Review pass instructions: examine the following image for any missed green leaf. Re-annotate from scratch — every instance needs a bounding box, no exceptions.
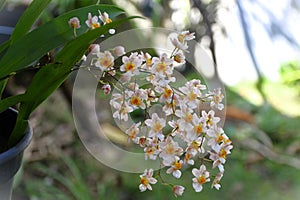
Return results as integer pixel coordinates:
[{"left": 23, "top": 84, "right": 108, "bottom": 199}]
[
  {"left": 0, "top": 78, "right": 7, "bottom": 99},
  {"left": 0, "top": 4, "right": 124, "bottom": 80},
  {"left": 10, "top": 0, "right": 52, "bottom": 42},
  {"left": 8, "top": 16, "right": 141, "bottom": 146},
  {"left": 0, "top": 94, "right": 25, "bottom": 113}
]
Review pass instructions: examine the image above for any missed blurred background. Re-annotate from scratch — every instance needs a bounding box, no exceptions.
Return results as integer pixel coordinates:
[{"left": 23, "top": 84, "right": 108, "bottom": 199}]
[{"left": 1, "top": 0, "right": 300, "bottom": 199}]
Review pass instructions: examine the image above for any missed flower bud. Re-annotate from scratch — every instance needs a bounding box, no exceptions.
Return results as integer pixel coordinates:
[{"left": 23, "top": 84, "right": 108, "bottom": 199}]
[
  {"left": 173, "top": 185, "right": 185, "bottom": 197},
  {"left": 113, "top": 46, "right": 126, "bottom": 57},
  {"left": 68, "top": 17, "right": 81, "bottom": 29}
]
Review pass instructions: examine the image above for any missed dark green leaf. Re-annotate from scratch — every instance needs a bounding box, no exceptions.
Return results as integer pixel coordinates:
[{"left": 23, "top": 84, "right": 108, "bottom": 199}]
[
  {"left": 8, "top": 16, "right": 141, "bottom": 145},
  {"left": 0, "top": 94, "right": 25, "bottom": 112},
  {"left": 10, "top": 0, "right": 52, "bottom": 41},
  {"left": 0, "top": 4, "right": 124, "bottom": 80}
]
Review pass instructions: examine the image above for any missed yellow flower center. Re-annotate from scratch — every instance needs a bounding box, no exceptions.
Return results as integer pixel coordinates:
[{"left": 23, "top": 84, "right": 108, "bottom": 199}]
[
  {"left": 173, "top": 160, "right": 182, "bottom": 170},
  {"left": 197, "top": 176, "right": 207, "bottom": 184},
  {"left": 216, "top": 134, "right": 224, "bottom": 143},
  {"left": 188, "top": 91, "right": 197, "bottom": 101},
  {"left": 164, "top": 87, "right": 173, "bottom": 98},
  {"left": 153, "top": 122, "right": 163, "bottom": 133},
  {"left": 219, "top": 148, "right": 227, "bottom": 159},
  {"left": 125, "top": 62, "right": 135, "bottom": 72},
  {"left": 157, "top": 62, "right": 167, "bottom": 73},
  {"left": 165, "top": 144, "right": 175, "bottom": 155},
  {"left": 140, "top": 177, "right": 149, "bottom": 186},
  {"left": 194, "top": 123, "right": 203, "bottom": 134},
  {"left": 105, "top": 18, "right": 112, "bottom": 24},
  {"left": 185, "top": 112, "right": 193, "bottom": 122},
  {"left": 92, "top": 23, "right": 100, "bottom": 29},
  {"left": 130, "top": 96, "right": 142, "bottom": 107}
]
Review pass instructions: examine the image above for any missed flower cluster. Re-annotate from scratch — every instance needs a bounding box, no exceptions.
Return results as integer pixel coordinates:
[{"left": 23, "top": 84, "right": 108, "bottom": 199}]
[
  {"left": 81, "top": 29, "right": 232, "bottom": 196},
  {"left": 68, "top": 10, "right": 114, "bottom": 37}
]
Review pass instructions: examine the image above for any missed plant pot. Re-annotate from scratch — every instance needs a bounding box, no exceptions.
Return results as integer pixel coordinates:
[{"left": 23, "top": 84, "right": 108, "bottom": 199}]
[{"left": 0, "top": 108, "right": 32, "bottom": 200}]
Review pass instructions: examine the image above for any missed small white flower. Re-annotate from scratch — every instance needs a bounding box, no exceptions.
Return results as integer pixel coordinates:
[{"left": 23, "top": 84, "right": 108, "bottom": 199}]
[
  {"left": 192, "top": 165, "right": 210, "bottom": 192},
  {"left": 151, "top": 53, "right": 174, "bottom": 77},
  {"left": 165, "top": 156, "right": 183, "bottom": 179},
  {"left": 99, "top": 11, "right": 112, "bottom": 24},
  {"left": 145, "top": 113, "right": 166, "bottom": 138},
  {"left": 139, "top": 169, "right": 157, "bottom": 192},
  {"left": 85, "top": 13, "right": 100, "bottom": 29},
  {"left": 126, "top": 122, "right": 141, "bottom": 142},
  {"left": 120, "top": 53, "right": 142, "bottom": 75},
  {"left": 209, "top": 88, "right": 224, "bottom": 110},
  {"left": 95, "top": 51, "right": 114, "bottom": 70},
  {"left": 171, "top": 37, "right": 189, "bottom": 52},
  {"left": 201, "top": 110, "right": 220, "bottom": 128},
  {"left": 212, "top": 172, "right": 223, "bottom": 190}
]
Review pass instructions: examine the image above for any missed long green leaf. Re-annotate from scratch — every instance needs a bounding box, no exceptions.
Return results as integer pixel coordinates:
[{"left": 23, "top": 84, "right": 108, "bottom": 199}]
[
  {"left": 0, "top": 94, "right": 25, "bottom": 112},
  {"left": 0, "top": 4, "right": 124, "bottom": 80},
  {"left": 8, "top": 16, "right": 141, "bottom": 146},
  {"left": 10, "top": 0, "right": 52, "bottom": 41}
]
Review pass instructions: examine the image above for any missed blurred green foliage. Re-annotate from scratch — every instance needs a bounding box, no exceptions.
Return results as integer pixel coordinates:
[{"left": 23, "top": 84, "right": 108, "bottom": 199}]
[{"left": 280, "top": 60, "right": 300, "bottom": 95}]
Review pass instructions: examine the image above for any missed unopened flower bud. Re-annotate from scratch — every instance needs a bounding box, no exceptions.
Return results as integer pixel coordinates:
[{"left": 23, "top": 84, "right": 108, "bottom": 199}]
[
  {"left": 68, "top": 17, "right": 81, "bottom": 29},
  {"left": 101, "top": 84, "right": 111, "bottom": 95},
  {"left": 173, "top": 185, "right": 185, "bottom": 197},
  {"left": 113, "top": 46, "right": 126, "bottom": 57},
  {"left": 88, "top": 44, "right": 100, "bottom": 54}
]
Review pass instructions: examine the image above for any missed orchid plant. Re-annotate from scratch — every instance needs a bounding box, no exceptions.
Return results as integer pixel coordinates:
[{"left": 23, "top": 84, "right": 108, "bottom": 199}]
[
  {"left": 0, "top": 0, "right": 137, "bottom": 152},
  {"left": 79, "top": 28, "right": 233, "bottom": 196}
]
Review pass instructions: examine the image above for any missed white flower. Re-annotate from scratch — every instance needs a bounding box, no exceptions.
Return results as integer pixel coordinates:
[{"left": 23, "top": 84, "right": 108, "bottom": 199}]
[
  {"left": 85, "top": 13, "right": 100, "bottom": 29},
  {"left": 212, "top": 172, "right": 223, "bottom": 190},
  {"left": 179, "top": 81, "right": 202, "bottom": 109},
  {"left": 207, "top": 125, "right": 229, "bottom": 151},
  {"left": 174, "top": 52, "right": 186, "bottom": 63},
  {"left": 165, "top": 156, "right": 183, "bottom": 179},
  {"left": 112, "top": 102, "right": 133, "bottom": 122},
  {"left": 178, "top": 31, "right": 195, "bottom": 42},
  {"left": 173, "top": 185, "right": 185, "bottom": 197},
  {"left": 113, "top": 46, "right": 125, "bottom": 57},
  {"left": 209, "top": 143, "right": 233, "bottom": 172},
  {"left": 201, "top": 110, "right": 220, "bottom": 128},
  {"left": 159, "top": 136, "right": 183, "bottom": 164},
  {"left": 128, "top": 88, "right": 148, "bottom": 110},
  {"left": 145, "top": 113, "right": 166, "bottom": 138},
  {"left": 99, "top": 11, "right": 112, "bottom": 24},
  {"left": 139, "top": 169, "right": 157, "bottom": 192},
  {"left": 151, "top": 53, "right": 174, "bottom": 77},
  {"left": 120, "top": 53, "right": 142, "bottom": 75},
  {"left": 192, "top": 165, "right": 210, "bottom": 192},
  {"left": 95, "top": 51, "right": 114, "bottom": 70},
  {"left": 209, "top": 88, "right": 224, "bottom": 110},
  {"left": 171, "top": 37, "right": 189, "bottom": 52},
  {"left": 126, "top": 122, "right": 141, "bottom": 142},
  {"left": 156, "top": 85, "right": 173, "bottom": 103}
]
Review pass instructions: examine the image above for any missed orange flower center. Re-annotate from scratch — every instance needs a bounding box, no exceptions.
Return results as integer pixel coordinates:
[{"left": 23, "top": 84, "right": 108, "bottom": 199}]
[
  {"left": 140, "top": 177, "right": 149, "bottom": 186},
  {"left": 197, "top": 176, "right": 207, "bottom": 184},
  {"left": 125, "top": 62, "right": 135, "bottom": 72},
  {"left": 130, "top": 96, "right": 142, "bottom": 107}
]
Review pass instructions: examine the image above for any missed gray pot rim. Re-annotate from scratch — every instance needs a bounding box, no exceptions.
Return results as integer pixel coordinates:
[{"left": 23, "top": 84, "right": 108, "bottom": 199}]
[{"left": 0, "top": 108, "right": 32, "bottom": 164}]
